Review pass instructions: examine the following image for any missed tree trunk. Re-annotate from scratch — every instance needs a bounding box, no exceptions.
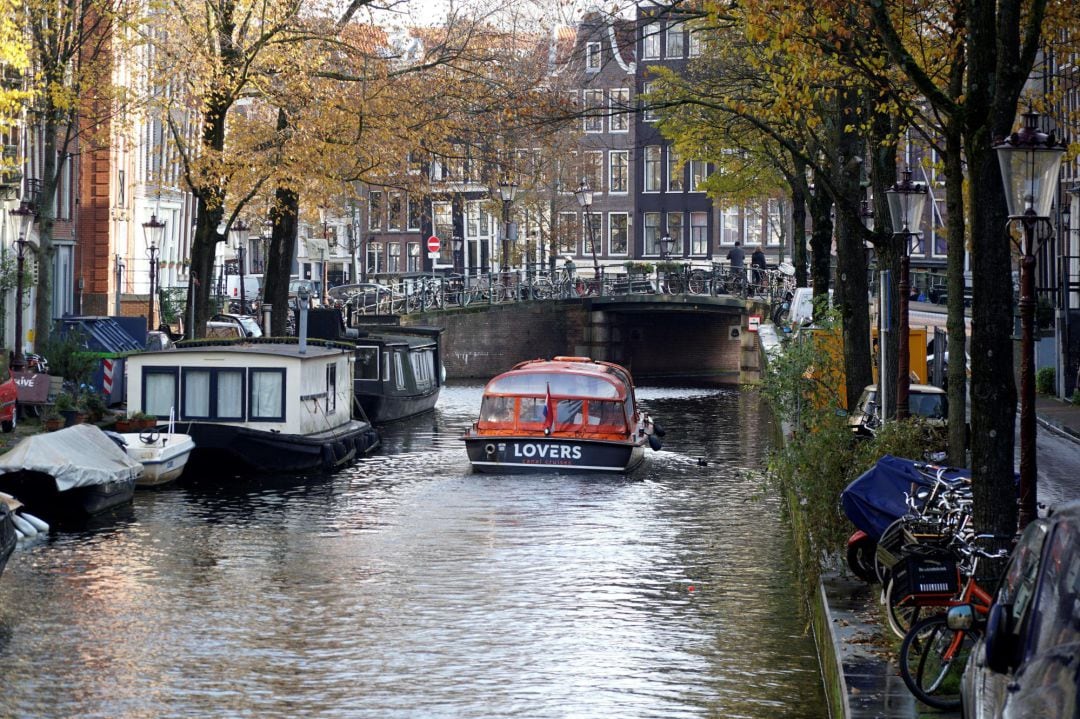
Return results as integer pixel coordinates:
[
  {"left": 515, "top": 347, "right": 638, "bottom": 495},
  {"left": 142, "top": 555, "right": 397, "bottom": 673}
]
[
  {"left": 965, "top": 0, "right": 1021, "bottom": 538},
  {"left": 943, "top": 124, "right": 969, "bottom": 466},
  {"left": 264, "top": 184, "right": 299, "bottom": 337},
  {"left": 808, "top": 171, "right": 833, "bottom": 298},
  {"left": 790, "top": 155, "right": 809, "bottom": 288},
  {"left": 33, "top": 115, "right": 59, "bottom": 348},
  {"left": 833, "top": 90, "right": 873, "bottom": 412}
]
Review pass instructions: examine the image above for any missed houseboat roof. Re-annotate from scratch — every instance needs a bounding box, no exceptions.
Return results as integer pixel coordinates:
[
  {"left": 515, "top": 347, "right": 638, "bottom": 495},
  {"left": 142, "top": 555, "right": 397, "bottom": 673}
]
[{"left": 134, "top": 338, "right": 353, "bottom": 360}]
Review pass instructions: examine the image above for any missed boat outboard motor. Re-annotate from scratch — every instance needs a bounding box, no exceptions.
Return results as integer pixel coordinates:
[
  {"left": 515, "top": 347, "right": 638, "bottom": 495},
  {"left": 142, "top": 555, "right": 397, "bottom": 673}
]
[{"left": 648, "top": 434, "right": 663, "bottom": 451}]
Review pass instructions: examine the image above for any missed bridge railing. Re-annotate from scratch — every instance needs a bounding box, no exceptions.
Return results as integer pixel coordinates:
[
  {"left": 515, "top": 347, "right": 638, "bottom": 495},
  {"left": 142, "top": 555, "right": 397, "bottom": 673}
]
[{"left": 335, "top": 263, "right": 796, "bottom": 317}]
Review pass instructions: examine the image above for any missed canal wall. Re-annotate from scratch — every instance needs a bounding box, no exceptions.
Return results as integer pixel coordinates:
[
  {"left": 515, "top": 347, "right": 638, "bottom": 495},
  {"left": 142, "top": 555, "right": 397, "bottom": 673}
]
[{"left": 406, "top": 299, "right": 761, "bottom": 383}]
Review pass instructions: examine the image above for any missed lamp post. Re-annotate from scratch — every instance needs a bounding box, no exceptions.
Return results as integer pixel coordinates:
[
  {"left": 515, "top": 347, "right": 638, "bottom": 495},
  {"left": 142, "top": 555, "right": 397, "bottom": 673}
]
[
  {"left": 660, "top": 233, "right": 673, "bottom": 260},
  {"left": 142, "top": 212, "right": 166, "bottom": 333},
  {"left": 498, "top": 180, "right": 518, "bottom": 272},
  {"left": 886, "top": 168, "right": 928, "bottom": 420},
  {"left": 453, "top": 235, "right": 463, "bottom": 274},
  {"left": 231, "top": 219, "right": 250, "bottom": 314},
  {"left": 995, "top": 109, "right": 1066, "bottom": 529},
  {"left": 260, "top": 216, "right": 273, "bottom": 275},
  {"left": 8, "top": 200, "right": 35, "bottom": 371},
  {"left": 575, "top": 180, "right": 600, "bottom": 279}
]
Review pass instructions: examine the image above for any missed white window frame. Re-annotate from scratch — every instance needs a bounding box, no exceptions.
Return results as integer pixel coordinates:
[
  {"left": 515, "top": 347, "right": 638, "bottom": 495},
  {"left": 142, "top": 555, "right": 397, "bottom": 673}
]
[
  {"left": 644, "top": 212, "right": 661, "bottom": 256},
  {"left": 667, "top": 212, "right": 685, "bottom": 255},
  {"left": 689, "top": 29, "right": 702, "bottom": 57},
  {"left": 608, "top": 150, "right": 628, "bottom": 194},
  {"left": 586, "top": 42, "right": 602, "bottom": 71},
  {"left": 643, "top": 22, "right": 661, "bottom": 59},
  {"left": 644, "top": 146, "right": 662, "bottom": 193},
  {"left": 583, "top": 89, "right": 604, "bottom": 133},
  {"left": 585, "top": 150, "right": 604, "bottom": 193},
  {"left": 720, "top": 206, "right": 740, "bottom": 246},
  {"left": 666, "top": 22, "right": 685, "bottom": 58},
  {"left": 557, "top": 212, "right": 578, "bottom": 255},
  {"left": 368, "top": 191, "right": 382, "bottom": 231},
  {"left": 607, "top": 212, "right": 629, "bottom": 256},
  {"left": 667, "top": 148, "right": 684, "bottom": 192},
  {"left": 689, "top": 160, "right": 708, "bottom": 192},
  {"left": 643, "top": 82, "right": 658, "bottom": 122},
  {"left": 690, "top": 212, "right": 708, "bottom": 255},
  {"left": 583, "top": 212, "right": 602, "bottom": 255},
  {"left": 609, "top": 88, "right": 630, "bottom": 133}
]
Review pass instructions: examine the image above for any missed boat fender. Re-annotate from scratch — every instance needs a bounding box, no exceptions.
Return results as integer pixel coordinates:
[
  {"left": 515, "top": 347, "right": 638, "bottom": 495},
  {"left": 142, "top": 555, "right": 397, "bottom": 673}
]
[
  {"left": 650, "top": 421, "right": 666, "bottom": 438},
  {"left": 19, "top": 512, "right": 49, "bottom": 533},
  {"left": 648, "top": 434, "right": 663, "bottom": 451},
  {"left": 10, "top": 512, "right": 37, "bottom": 538},
  {"left": 484, "top": 443, "right": 496, "bottom": 456},
  {"left": 14, "top": 526, "right": 26, "bottom": 541},
  {"left": 334, "top": 441, "right": 348, "bottom": 463},
  {"left": 321, "top": 445, "right": 336, "bottom": 470}
]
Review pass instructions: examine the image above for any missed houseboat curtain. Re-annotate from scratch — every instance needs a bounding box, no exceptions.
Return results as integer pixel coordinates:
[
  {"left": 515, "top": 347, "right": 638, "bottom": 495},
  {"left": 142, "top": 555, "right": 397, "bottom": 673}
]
[
  {"left": 184, "top": 371, "right": 211, "bottom": 417},
  {"left": 145, "top": 373, "right": 177, "bottom": 417},
  {"left": 217, "top": 370, "right": 243, "bottom": 418},
  {"left": 251, "top": 371, "right": 283, "bottom": 418}
]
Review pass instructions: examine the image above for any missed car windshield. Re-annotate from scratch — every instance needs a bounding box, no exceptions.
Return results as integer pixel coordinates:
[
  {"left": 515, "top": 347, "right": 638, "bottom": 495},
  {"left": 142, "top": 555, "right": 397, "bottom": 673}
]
[{"left": 909, "top": 392, "right": 947, "bottom": 420}]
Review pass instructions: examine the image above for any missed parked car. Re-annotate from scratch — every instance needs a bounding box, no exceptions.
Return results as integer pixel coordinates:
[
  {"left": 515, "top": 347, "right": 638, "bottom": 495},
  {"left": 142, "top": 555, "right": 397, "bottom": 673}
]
[
  {"left": 205, "top": 321, "right": 246, "bottom": 340},
  {"left": 210, "top": 314, "right": 263, "bottom": 338},
  {"left": 0, "top": 353, "right": 17, "bottom": 433},
  {"left": 948, "top": 500, "right": 1080, "bottom": 718},
  {"left": 848, "top": 384, "right": 948, "bottom": 438},
  {"left": 145, "top": 330, "right": 175, "bottom": 352}
]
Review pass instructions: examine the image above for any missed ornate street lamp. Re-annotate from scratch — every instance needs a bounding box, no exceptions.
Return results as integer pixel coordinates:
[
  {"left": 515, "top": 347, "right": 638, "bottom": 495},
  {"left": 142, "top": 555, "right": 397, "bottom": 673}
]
[
  {"left": 142, "top": 212, "right": 166, "bottom": 333},
  {"left": 8, "top": 200, "right": 36, "bottom": 371},
  {"left": 260, "top": 216, "right": 273, "bottom": 275},
  {"left": 660, "top": 233, "right": 674, "bottom": 260},
  {"left": 886, "top": 168, "right": 928, "bottom": 421},
  {"left": 995, "top": 109, "right": 1066, "bottom": 529},
  {"left": 498, "top": 180, "right": 518, "bottom": 272},
  {"left": 231, "top": 219, "right": 250, "bottom": 314},
  {"left": 453, "top": 235, "right": 464, "bottom": 275},
  {"left": 574, "top": 180, "right": 600, "bottom": 279}
]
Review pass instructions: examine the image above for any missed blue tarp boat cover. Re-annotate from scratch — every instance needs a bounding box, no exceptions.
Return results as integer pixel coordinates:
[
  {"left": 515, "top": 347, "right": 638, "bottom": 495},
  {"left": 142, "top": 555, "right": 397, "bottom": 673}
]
[{"left": 840, "top": 455, "right": 970, "bottom": 540}]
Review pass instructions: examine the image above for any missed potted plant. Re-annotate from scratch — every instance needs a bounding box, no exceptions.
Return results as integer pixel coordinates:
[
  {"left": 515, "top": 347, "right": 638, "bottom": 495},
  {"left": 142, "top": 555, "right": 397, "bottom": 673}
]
[
  {"left": 80, "top": 391, "right": 108, "bottom": 422},
  {"left": 54, "top": 391, "right": 78, "bottom": 427},
  {"left": 43, "top": 409, "right": 65, "bottom": 432},
  {"left": 131, "top": 410, "right": 158, "bottom": 430}
]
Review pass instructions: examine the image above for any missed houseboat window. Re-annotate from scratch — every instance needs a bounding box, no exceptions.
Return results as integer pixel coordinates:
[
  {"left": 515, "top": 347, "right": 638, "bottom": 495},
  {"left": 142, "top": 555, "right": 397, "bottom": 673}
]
[
  {"left": 183, "top": 370, "right": 211, "bottom": 418},
  {"left": 181, "top": 368, "right": 245, "bottom": 421},
  {"left": 249, "top": 368, "right": 286, "bottom": 421},
  {"left": 411, "top": 349, "right": 435, "bottom": 392},
  {"left": 143, "top": 368, "right": 178, "bottom": 418},
  {"left": 326, "top": 364, "right": 337, "bottom": 414},
  {"left": 479, "top": 396, "right": 515, "bottom": 425},
  {"left": 487, "top": 373, "right": 619, "bottom": 399},
  {"left": 217, "top": 370, "right": 244, "bottom": 418},
  {"left": 394, "top": 351, "right": 406, "bottom": 390},
  {"left": 356, "top": 347, "right": 379, "bottom": 381}
]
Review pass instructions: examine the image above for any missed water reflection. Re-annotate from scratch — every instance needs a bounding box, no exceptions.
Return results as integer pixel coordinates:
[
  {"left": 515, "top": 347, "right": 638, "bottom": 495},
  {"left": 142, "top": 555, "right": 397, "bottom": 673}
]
[{"left": 0, "top": 384, "right": 824, "bottom": 719}]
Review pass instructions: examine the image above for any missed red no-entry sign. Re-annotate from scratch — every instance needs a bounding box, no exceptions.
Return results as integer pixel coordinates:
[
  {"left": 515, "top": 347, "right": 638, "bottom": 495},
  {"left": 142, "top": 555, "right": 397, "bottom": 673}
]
[{"left": 427, "top": 236, "right": 441, "bottom": 253}]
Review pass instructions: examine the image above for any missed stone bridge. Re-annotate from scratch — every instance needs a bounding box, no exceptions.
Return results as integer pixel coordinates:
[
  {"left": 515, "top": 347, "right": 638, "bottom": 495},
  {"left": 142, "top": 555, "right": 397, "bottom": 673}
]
[{"left": 399, "top": 294, "right": 768, "bottom": 385}]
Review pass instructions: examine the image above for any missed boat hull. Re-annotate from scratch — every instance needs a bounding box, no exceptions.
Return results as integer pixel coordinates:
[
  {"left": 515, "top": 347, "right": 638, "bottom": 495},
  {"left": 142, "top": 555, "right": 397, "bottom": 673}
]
[
  {"left": 356, "top": 387, "right": 440, "bottom": 424},
  {"left": 117, "top": 433, "right": 196, "bottom": 487},
  {"left": 181, "top": 420, "right": 380, "bottom": 477},
  {"left": 464, "top": 435, "right": 645, "bottom": 474},
  {"left": 0, "top": 471, "right": 135, "bottom": 520},
  {"left": 0, "top": 503, "right": 15, "bottom": 578}
]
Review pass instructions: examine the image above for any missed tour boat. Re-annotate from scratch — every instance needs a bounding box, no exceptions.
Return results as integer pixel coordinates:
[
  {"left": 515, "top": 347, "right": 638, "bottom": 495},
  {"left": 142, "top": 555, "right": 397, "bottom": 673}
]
[
  {"left": 124, "top": 338, "right": 380, "bottom": 477},
  {"left": 463, "top": 356, "right": 663, "bottom": 473}
]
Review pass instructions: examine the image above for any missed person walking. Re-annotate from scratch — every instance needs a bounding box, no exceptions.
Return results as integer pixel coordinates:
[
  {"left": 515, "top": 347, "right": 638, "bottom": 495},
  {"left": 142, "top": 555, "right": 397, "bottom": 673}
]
[
  {"left": 726, "top": 241, "right": 746, "bottom": 295},
  {"left": 750, "top": 245, "right": 767, "bottom": 295}
]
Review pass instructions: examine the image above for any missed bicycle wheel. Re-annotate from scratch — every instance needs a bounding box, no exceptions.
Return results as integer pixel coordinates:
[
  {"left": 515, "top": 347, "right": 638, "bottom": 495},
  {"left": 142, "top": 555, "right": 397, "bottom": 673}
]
[
  {"left": 884, "top": 577, "right": 931, "bottom": 638},
  {"left": 530, "top": 278, "right": 555, "bottom": 300},
  {"left": 688, "top": 270, "right": 708, "bottom": 295},
  {"left": 899, "top": 614, "right": 977, "bottom": 710}
]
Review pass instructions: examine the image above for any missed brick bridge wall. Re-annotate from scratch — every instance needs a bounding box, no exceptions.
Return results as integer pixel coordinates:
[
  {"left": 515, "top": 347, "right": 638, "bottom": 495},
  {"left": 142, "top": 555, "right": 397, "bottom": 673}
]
[{"left": 403, "top": 299, "right": 762, "bottom": 385}]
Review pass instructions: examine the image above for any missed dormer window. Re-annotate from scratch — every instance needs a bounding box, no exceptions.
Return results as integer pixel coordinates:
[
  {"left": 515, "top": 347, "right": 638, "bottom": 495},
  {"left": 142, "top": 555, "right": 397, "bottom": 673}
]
[{"left": 586, "top": 42, "right": 601, "bottom": 71}]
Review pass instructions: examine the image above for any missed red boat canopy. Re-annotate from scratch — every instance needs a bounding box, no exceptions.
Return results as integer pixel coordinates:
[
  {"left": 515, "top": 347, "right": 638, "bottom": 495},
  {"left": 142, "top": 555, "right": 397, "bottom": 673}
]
[{"left": 485, "top": 370, "right": 624, "bottom": 400}]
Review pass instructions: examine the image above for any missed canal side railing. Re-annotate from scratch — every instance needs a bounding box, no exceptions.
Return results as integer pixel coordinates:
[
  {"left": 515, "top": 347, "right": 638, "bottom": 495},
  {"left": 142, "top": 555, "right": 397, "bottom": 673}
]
[{"left": 337, "top": 263, "right": 798, "bottom": 320}]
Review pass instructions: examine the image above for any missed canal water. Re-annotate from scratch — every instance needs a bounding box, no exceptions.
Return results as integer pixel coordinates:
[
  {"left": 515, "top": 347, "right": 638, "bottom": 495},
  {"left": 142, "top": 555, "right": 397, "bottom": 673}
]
[{"left": 0, "top": 385, "right": 825, "bottom": 719}]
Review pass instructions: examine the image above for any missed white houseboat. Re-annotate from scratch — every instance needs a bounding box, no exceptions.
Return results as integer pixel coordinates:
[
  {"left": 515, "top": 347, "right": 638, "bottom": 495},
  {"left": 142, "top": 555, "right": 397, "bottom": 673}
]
[{"left": 124, "top": 339, "right": 380, "bottom": 476}]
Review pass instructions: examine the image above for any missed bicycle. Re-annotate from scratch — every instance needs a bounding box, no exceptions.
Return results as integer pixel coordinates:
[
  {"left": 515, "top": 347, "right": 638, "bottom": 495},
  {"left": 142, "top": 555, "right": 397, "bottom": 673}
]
[{"left": 899, "top": 613, "right": 978, "bottom": 710}]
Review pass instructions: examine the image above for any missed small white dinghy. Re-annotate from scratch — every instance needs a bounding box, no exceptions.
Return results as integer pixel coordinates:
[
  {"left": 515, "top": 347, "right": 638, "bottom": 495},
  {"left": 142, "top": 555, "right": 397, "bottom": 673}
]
[{"left": 115, "top": 430, "right": 195, "bottom": 487}]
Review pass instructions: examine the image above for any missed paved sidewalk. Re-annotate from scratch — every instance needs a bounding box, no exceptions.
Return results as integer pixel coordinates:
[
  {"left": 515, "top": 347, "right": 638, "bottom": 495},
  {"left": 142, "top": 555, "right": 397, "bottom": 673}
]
[{"left": 1035, "top": 394, "right": 1080, "bottom": 442}]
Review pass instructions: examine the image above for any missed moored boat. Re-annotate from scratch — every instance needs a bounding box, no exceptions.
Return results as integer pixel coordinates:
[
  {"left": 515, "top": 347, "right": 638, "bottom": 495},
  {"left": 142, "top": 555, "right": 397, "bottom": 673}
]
[
  {"left": 0, "top": 424, "right": 140, "bottom": 520},
  {"left": 462, "top": 356, "right": 663, "bottom": 473},
  {"left": 307, "top": 309, "right": 444, "bottom": 424},
  {"left": 114, "top": 431, "right": 196, "bottom": 486},
  {"left": 0, "top": 500, "right": 15, "bottom": 577},
  {"left": 123, "top": 338, "right": 380, "bottom": 477}
]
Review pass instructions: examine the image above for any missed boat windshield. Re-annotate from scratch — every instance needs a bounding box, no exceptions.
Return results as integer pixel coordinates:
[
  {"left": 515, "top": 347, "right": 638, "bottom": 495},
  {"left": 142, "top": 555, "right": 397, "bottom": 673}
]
[
  {"left": 486, "top": 371, "right": 621, "bottom": 399},
  {"left": 477, "top": 396, "right": 628, "bottom": 433}
]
